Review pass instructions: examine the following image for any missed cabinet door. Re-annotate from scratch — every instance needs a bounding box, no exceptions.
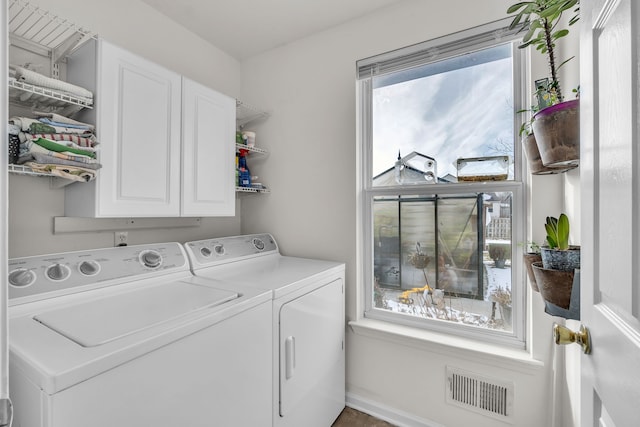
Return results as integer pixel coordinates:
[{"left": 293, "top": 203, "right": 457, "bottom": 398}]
[
  {"left": 181, "top": 78, "right": 235, "bottom": 216},
  {"left": 97, "top": 40, "right": 181, "bottom": 217},
  {"left": 279, "top": 279, "right": 345, "bottom": 427}
]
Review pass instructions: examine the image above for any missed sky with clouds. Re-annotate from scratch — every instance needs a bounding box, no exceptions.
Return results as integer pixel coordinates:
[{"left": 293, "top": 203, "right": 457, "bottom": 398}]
[{"left": 372, "top": 56, "right": 514, "bottom": 179}]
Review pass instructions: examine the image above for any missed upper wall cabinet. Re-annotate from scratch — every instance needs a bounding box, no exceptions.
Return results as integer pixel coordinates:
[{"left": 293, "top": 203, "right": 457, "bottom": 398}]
[
  {"left": 181, "top": 78, "right": 235, "bottom": 216},
  {"left": 64, "top": 39, "right": 235, "bottom": 217}
]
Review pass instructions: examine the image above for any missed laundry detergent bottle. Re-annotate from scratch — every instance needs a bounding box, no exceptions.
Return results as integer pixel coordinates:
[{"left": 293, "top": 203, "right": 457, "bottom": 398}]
[{"left": 238, "top": 149, "right": 251, "bottom": 187}]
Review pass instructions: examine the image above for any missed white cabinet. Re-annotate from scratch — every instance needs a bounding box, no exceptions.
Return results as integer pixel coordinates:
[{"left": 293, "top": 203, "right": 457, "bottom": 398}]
[
  {"left": 182, "top": 78, "right": 235, "bottom": 216},
  {"left": 65, "top": 39, "right": 235, "bottom": 217}
]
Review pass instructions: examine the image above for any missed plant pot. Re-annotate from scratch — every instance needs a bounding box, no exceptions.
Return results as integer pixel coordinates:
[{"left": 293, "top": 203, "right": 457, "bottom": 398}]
[
  {"left": 531, "top": 262, "right": 574, "bottom": 309},
  {"left": 532, "top": 99, "right": 579, "bottom": 167},
  {"left": 494, "top": 259, "right": 506, "bottom": 269},
  {"left": 523, "top": 252, "right": 542, "bottom": 292},
  {"left": 488, "top": 242, "right": 510, "bottom": 268},
  {"left": 499, "top": 303, "right": 512, "bottom": 329},
  {"left": 541, "top": 246, "right": 580, "bottom": 271},
  {"left": 522, "top": 133, "right": 577, "bottom": 175},
  {"left": 409, "top": 254, "right": 430, "bottom": 269}
]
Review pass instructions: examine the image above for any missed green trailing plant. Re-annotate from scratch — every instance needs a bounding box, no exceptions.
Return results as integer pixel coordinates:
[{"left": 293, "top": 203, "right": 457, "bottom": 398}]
[
  {"left": 517, "top": 104, "right": 540, "bottom": 136},
  {"left": 520, "top": 241, "right": 541, "bottom": 254},
  {"left": 545, "top": 213, "right": 570, "bottom": 250},
  {"left": 507, "top": 0, "right": 580, "bottom": 104}
]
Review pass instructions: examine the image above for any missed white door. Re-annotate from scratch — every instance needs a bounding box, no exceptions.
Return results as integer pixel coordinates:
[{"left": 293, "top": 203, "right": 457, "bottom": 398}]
[
  {"left": 580, "top": 1, "right": 640, "bottom": 425},
  {"left": 97, "top": 39, "right": 182, "bottom": 217},
  {"left": 181, "top": 77, "right": 236, "bottom": 216}
]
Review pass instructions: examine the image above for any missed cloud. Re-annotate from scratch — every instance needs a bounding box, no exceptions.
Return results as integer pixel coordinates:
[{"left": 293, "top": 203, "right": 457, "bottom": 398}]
[{"left": 372, "top": 57, "right": 513, "bottom": 179}]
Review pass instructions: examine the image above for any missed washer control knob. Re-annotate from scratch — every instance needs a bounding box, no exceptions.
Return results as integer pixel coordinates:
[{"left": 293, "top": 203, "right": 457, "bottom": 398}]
[
  {"left": 200, "top": 247, "right": 212, "bottom": 257},
  {"left": 140, "top": 250, "right": 162, "bottom": 268},
  {"left": 253, "top": 238, "right": 265, "bottom": 251},
  {"left": 213, "top": 244, "right": 225, "bottom": 255},
  {"left": 46, "top": 263, "right": 71, "bottom": 281},
  {"left": 79, "top": 260, "right": 100, "bottom": 276},
  {"left": 9, "top": 268, "right": 36, "bottom": 287}
]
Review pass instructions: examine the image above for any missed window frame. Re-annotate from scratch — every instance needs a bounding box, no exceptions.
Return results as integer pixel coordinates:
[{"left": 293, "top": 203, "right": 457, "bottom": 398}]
[{"left": 357, "top": 19, "right": 529, "bottom": 348}]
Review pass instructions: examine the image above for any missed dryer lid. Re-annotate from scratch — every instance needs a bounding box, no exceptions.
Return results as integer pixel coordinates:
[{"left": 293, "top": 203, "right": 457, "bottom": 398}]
[{"left": 34, "top": 281, "right": 238, "bottom": 347}]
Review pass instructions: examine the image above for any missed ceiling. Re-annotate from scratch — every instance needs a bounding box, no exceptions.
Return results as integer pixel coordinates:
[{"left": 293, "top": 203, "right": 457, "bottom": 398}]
[{"left": 140, "top": 0, "right": 404, "bottom": 60}]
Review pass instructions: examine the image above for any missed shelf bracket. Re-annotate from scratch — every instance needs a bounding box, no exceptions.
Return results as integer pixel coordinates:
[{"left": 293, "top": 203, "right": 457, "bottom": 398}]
[{"left": 52, "top": 32, "right": 85, "bottom": 65}]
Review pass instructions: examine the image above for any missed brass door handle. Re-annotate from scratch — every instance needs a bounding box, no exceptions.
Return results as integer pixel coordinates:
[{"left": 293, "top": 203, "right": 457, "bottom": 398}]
[{"left": 553, "top": 323, "right": 591, "bottom": 354}]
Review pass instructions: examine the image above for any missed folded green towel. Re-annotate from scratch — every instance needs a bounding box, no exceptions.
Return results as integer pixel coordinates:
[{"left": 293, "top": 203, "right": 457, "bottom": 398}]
[{"left": 32, "top": 137, "right": 96, "bottom": 159}]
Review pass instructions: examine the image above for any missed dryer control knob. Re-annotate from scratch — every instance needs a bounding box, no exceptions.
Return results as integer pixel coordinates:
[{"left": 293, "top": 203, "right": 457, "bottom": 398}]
[
  {"left": 213, "top": 244, "right": 225, "bottom": 255},
  {"left": 140, "top": 250, "right": 162, "bottom": 268},
  {"left": 252, "top": 238, "right": 265, "bottom": 251},
  {"left": 9, "top": 268, "right": 36, "bottom": 287},
  {"left": 201, "top": 247, "right": 212, "bottom": 257},
  {"left": 46, "top": 263, "right": 71, "bottom": 281},
  {"left": 79, "top": 260, "right": 100, "bottom": 276}
]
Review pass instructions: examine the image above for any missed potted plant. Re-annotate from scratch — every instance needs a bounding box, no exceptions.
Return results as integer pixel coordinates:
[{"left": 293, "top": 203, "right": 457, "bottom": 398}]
[
  {"left": 531, "top": 213, "right": 580, "bottom": 309},
  {"left": 488, "top": 242, "right": 510, "bottom": 268},
  {"left": 541, "top": 213, "right": 580, "bottom": 270},
  {"left": 522, "top": 241, "right": 542, "bottom": 291},
  {"left": 508, "top": 0, "right": 580, "bottom": 168},
  {"left": 519, "top": 106, "right": 577, "bottom": 175}
]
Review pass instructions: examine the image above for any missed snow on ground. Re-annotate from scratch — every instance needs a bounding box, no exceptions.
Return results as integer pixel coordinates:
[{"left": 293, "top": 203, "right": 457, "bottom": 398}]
[{"left": 379, "top": 260, "right": 512, "bottom": 330}]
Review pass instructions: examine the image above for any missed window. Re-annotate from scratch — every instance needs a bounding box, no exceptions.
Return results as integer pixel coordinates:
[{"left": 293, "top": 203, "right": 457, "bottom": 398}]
[{"left": 357, "top": 20, "right": 527, "bottom": 346}]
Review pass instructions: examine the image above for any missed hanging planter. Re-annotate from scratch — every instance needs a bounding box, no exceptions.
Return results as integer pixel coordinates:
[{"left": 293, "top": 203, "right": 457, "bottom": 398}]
[
  {"left": 531, "top": 262, "right": 574, "bottom": 309},
  {"left": 531, "top": 262, "right": 580, "bottom": 320},
  {"left": 522, "top": 133, "right": 577, "bottom": 175},
  {"left": 532, "top": 99, "right": 580, "bottom": 167},
  {"left": 508, "top": 0, "right": 581, "bottom": 171},
  {"left": 523, "top": 252, "right": 542, "bottom": 292},
  {"left": 541, "top": 245, "right": 580, "bottom": 271}
]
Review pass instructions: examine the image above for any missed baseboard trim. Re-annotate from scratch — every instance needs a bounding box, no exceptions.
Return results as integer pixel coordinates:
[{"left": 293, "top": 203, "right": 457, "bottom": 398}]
[{"left": 345, "top": 393, "right": 445, "bottom": 427}]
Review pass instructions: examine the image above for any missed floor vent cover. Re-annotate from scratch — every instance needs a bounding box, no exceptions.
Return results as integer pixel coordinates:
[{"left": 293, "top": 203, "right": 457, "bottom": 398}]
[{"left": 446, "top": 366, "right": 514, "bottom": 423}]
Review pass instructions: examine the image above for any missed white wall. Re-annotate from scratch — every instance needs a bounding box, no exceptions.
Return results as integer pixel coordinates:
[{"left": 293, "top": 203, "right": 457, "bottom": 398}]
[
  {"left": 240, "top": 0, "right": 577, "bottom": 425},
  {"left": 8, "top": 0, "right": 244, "bottom": 257}
]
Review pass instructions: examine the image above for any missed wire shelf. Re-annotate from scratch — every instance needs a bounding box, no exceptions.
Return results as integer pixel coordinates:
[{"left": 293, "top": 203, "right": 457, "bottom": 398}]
[
  {"left": 9, "top": 78, "right": 93, "bottom": 111},
  {"left": 236, "top": 186, "right": 270, "bottom": 194},
  {"left": 236, "top": 100, "right": 269, "bottom": 128},
  {"left": 9, "top": 0, "right": 95, "bottom": 50},
  {"left": 235, "top": 143, "right": 268, "bottom": 155}
]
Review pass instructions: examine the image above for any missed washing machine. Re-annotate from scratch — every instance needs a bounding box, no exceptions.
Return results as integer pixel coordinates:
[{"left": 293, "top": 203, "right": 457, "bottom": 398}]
[
  {"left": 184, "top": 233, "right": 346, "bottom": 427},
  {"left": 7, "top": 242, "right": 273, "bottom": 427}
]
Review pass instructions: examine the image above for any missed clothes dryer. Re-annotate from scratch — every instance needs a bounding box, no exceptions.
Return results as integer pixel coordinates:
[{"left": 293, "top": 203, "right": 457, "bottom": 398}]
[
  {"left": 8, "top": 242, "right": 272, "bottom": 427},
  {"left": 184, "top": 234, "right": 346, "bottom": 427}
]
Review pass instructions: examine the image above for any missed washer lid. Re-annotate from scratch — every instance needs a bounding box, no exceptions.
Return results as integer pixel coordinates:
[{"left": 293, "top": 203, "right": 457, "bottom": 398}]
[{"left": 34, "top": 282, "right": 238, "bottom": 347}]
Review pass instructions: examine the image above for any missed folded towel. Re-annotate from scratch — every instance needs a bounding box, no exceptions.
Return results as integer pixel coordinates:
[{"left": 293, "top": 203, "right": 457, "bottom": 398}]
[
  {"left": 9, "top": 117, "right": 92, "bottom": 136},
  {"left": 25, "top": 162, "right": 97, "bottom": 182},
  {"left": 12, "top": 65, "right": 93, "bottom": 100},
  {"left": 26, "top": 140, "right": 100, "bottom": 165},
  {"left": 34, "top": 112, "right": 95, "bottom": 131},
  {"left": 32, "top": 137, "right": 96, "bottom": 159},
  {"left": 32, "top": 152, "right": 101, "bottom": 170},
  {"left": 39, "top": 118, "right": 93, "bottom": 130},
  {"left": 30, "top": 133, "right": 97, "bottom": 148}
]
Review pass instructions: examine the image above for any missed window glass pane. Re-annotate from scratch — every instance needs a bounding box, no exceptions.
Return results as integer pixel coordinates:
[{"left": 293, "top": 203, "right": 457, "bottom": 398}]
[
  {"left": 371, "top": 44, "right": 514, "bottom": 185},
  {"left": 372, "top": 191, "right": 513, "bottom": 331}
]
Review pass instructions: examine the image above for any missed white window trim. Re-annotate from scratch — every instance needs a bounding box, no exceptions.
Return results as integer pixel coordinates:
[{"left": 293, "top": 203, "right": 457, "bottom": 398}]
[{"left": 355, "top": 19, "right": 531, "bottom": 349}]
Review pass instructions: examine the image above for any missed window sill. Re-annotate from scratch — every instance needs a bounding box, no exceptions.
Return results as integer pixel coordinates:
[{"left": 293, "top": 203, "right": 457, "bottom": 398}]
[{"left": 349, "top": 318, "right": 544, "bottom": 374}]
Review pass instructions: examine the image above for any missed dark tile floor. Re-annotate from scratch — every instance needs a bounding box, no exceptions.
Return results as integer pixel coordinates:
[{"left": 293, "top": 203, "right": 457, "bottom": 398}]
[{"left": 332, "top": 407, "right": 396, "bottom": 427}]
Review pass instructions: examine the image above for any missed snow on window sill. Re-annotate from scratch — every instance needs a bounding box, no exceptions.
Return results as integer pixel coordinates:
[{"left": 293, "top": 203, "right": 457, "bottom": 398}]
[{"left": 349, "top": 318, "right": 544, "bottom": 374}]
